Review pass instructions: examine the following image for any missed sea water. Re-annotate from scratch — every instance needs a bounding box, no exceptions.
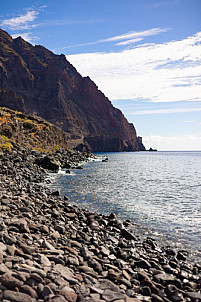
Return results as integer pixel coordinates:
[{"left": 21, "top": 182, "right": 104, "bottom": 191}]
[{"left": 48, "top": 151, "right": 201, "bottom": 262}]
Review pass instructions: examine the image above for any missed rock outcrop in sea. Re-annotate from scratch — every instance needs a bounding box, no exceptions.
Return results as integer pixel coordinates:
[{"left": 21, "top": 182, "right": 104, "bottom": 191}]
[{"left": 0, "top": 28, "right": 145, "bottom": 152}]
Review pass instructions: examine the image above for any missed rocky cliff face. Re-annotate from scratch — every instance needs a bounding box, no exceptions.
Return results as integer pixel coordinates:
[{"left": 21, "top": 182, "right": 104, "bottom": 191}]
[
  {"left": 0, "top": 107, "right": 72, "bottom": 152},
  {"left": 0, "top": 28, "right": 145, "bottom": 151}
]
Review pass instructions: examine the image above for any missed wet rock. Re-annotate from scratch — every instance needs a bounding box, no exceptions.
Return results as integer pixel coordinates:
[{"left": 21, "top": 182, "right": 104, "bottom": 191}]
[
  {"left": 35, "top": 156, "right": 60, "bottom": 172},
  {"left": 121, "top": 229, "right": 137, "bottom": 241},
  {"left": 108, "top": 213, "right": 118, "bottom": 226},
  {"left": 51, "top": 190, "right": 61, "bottom": 197},
  {"left": 177, "top": 251, "right": 187, "bottom": 261}
]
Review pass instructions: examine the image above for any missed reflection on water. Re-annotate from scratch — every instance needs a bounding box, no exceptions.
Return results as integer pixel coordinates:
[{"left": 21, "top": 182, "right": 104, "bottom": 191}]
[{"left": 48, "top": 151, "right": 201, "bottom": 261}]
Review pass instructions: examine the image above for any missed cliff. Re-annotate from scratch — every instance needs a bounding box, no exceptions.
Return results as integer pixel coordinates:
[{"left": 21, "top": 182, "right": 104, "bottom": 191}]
[
  {"left": 0, "top": 28, "right": 145, "bottom": 152},
  {"left": 0, "top": 107, "right": 72, "bottom": 152}
]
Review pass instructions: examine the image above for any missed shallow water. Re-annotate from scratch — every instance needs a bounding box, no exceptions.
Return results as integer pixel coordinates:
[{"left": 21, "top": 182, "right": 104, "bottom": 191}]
[{"left": 48, "top": 151, "right": 201, "bottom": 262}]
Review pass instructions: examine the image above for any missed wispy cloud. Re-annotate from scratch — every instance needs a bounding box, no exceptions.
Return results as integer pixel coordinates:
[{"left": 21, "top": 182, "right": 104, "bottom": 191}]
[
  {"left": 115, "top": 38, "right": 143, "bottom": 46},
  {"left": 0, "top": 6, "right": 47, "bottom": 43},
  {"left": 104, "top": 28, "right": 170, "bottom": 42},
  {"left": 11, "top": 32, "right": 37, "bottom": 44},
  {"left": 38, "top": 18, "right": 106, "bottom": 28},
  {"left": 146, "top": 0, "right": 179, "bottom": 8},
  {"left": 107, "top": 28, "right": 170, "bottom": 46},
  {"left": 0, "top": 9, "right": 40, "bottom": 30},
  {"left": 57, "top": 27, "right": 170, "bottom": 50},
  {"left": 67, "top": 32, "right": 201, "bottom": 103},
  {"left": 102, "top": 28, "right": 170, "bottom": 43}
]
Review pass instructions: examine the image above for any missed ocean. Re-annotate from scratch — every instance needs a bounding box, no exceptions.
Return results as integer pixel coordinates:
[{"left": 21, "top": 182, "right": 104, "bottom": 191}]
[{"left": 47, "top": 151, "right": 201, "bottom": 262}]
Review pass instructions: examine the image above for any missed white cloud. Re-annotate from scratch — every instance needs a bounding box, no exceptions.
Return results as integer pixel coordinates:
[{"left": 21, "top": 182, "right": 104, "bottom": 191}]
[
  {"left": 0, "top": 10, "right": 39, "bottom": 30},
  {"left": 115, "top": 38, "right": 143, "bottom": 46},
  {"left": 59, "top": 27, "right": 169, "bottom": 50},
  {"left": 101, "top": 27, "right": 170, "bottom": 43},
  {"left": 67, "top": 32, "right": 201, "bottom": 103},
  {"left": 11, "top": 32, "right": 37, "bottom": 44},
  {"left": 131, "top": 107, "right": 201, "bottom": 115},
  {"left": 143, "top": 134, "right": 201, "bottom": 151}
]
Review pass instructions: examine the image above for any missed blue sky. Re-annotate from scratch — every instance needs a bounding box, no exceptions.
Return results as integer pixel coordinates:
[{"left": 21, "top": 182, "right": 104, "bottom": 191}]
[{"left": 0, "top": 0, "right": 201, "bottom": 150}]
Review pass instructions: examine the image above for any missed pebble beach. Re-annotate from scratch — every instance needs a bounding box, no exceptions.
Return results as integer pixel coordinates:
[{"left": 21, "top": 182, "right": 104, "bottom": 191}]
[{"left": 0, "top": 146, "right": 201, "bottom": 302}]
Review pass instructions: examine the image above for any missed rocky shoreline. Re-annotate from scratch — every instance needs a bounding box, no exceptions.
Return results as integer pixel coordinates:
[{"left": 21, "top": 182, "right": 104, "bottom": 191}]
[{"left": 0, "top": 146, "right": 201, "bottom": 302}]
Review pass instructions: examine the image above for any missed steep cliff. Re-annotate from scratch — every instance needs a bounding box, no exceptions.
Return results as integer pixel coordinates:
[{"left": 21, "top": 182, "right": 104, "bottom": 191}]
[{"left": 0, "top": 28, "right": 145, "bottom": 151}]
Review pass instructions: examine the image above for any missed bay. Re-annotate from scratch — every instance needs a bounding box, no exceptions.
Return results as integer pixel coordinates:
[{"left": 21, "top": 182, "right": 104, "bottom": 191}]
[{"left": 48, "top": 151, "right": 201, "bottom": 261}]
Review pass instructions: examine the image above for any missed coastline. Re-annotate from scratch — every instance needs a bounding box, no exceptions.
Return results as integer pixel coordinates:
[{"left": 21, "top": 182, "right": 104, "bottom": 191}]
[{"left": 0, "top": 146, "right": 201, "bottom": 302}]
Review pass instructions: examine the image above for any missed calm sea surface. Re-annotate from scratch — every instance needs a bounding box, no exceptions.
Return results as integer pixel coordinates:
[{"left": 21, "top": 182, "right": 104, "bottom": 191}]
[{"left": 47, "top": 151, "right": 201, "bottom": 261}]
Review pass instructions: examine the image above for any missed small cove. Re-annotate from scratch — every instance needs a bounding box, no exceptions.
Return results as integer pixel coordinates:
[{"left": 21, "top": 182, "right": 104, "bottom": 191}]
[{"left": 47, "top": 151, "right": 201, "bottom": 263}]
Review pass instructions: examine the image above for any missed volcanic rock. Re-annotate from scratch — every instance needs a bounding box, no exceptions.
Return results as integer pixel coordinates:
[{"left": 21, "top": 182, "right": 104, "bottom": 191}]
[{"left": 0, "top": 28, "right": 145, "bottom": 152}]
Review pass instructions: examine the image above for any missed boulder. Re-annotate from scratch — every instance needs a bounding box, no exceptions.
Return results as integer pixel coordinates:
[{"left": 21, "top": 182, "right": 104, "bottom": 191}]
[{"left": 35, "top": 156, "right": 60, "bottom": 172}]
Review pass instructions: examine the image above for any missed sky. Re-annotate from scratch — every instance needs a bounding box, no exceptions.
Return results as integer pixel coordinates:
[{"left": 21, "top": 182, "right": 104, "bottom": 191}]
[{"left": 0, "top": 0, "right": 201, "bottom": 151}]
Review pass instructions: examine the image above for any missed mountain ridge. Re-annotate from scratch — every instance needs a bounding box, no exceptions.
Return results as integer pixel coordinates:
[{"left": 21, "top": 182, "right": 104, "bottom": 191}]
[{"left": 0, "top": 28, "right": 145, "bottom": 152}]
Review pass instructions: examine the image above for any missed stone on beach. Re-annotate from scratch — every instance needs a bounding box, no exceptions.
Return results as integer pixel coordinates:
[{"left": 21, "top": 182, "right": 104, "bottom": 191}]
[{"left": 0, "top": 146, "right": 201, "bottom": 302}]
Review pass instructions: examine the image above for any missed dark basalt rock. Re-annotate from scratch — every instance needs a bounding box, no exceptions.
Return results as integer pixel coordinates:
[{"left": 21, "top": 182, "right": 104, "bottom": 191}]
[
  {"left": 0, "top": 28, "right": 145, "bottom": 152},
  {"left": 0, "top": 145, "right": 200, "bottom": 301},
  {"left": 35, "top": 156, "right": 60, "bottom": 172}
]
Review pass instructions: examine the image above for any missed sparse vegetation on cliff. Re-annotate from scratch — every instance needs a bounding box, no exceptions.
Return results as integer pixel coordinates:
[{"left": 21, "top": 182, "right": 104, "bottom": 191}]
[
  {"left": 0, "top": 28, "right": 145, "bottom": 152},
  {"left": 0, "top": 107, "right": 71, "bottom": 153}
]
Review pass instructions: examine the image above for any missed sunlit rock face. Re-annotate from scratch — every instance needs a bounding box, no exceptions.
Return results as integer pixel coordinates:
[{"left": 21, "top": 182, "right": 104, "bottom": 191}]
[{"left": 0, "top": 28, "right": 145, "bottom": 152}]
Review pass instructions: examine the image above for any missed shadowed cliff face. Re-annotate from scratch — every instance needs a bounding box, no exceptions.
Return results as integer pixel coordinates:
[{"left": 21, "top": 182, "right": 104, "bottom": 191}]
[{"left": 0, "top": 29, "right": 145, "bottom": 151}]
